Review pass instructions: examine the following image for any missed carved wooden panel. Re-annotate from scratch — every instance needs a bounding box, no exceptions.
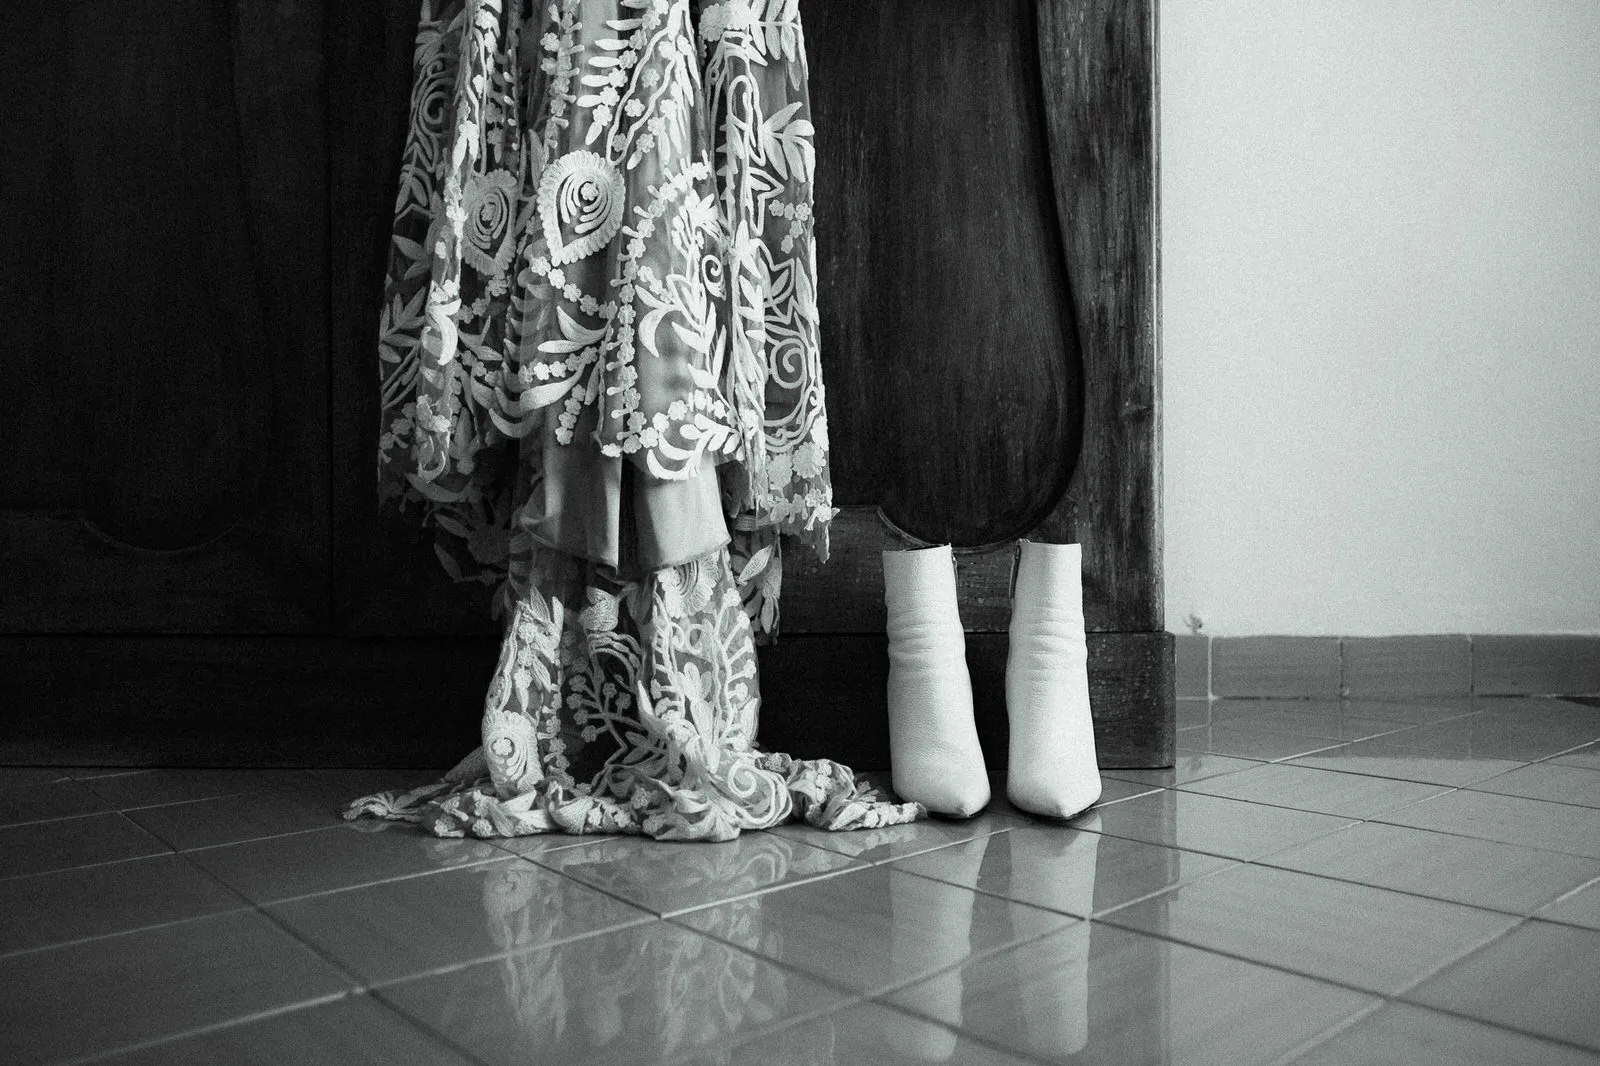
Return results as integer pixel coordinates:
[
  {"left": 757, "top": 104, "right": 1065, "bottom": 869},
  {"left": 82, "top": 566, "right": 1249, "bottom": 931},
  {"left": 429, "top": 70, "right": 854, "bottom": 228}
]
[
  {"left": 758, "top": 0, "right": 1171, "bottom": 766},
  {"left": 805, "top": 0, "right": 1084, "bottom": 550},
  {"left": 1, "top": 0, "right": 1167, "bottom": 769},
  {"left": 0, "top": 0, "right": 329, "bottom": 633}
]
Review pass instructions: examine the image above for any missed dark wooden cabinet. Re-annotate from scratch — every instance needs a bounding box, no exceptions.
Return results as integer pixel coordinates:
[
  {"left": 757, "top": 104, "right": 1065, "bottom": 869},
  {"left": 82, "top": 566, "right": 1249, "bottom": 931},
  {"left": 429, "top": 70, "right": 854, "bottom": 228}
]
[{"left": 1, "top": 0, "right": 1170, "bottom": 769}]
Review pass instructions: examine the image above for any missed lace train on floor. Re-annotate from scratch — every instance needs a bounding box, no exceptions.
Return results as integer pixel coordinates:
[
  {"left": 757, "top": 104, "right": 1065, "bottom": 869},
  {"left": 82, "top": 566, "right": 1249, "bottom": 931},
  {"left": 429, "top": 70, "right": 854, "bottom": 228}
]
[{"left": 345, "top": 545, "right": 922, "bottom": 841}]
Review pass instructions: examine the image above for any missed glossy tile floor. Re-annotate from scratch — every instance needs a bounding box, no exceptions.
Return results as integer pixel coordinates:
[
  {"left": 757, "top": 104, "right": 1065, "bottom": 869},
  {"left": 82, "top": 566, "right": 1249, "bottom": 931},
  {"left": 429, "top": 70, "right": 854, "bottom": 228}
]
[{"left": 3, "top": 696, "right": 1600, "bottom": 1064}]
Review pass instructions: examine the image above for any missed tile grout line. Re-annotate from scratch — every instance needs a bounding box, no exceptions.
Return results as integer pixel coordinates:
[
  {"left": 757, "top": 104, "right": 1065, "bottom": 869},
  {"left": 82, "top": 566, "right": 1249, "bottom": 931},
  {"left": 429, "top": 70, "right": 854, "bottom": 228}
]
[
  {"left": 234, "top": 876, "right": 499, "bottom": 1066},
  {"left": 1265, "top": 997, "right": 1390, "bottom": 1066},
  {"left": 0, "top": 829, "right": 177, "bottom": 884},
  {"left": 667, "top": 996, "right": 895, "bottom": 1065},
  {"left": 1079, "top": 786, "right": 1600, "bottom": 918},
  {"left": 661, "top": 896, "right": 1081, "bottom": 1031},
  {"left": 528, "top": 840, "right": 883, "bottom": 921},
  {"left": 0, "top": 898, "right": 256, "bottom": 964},
  {"left": 351, "top": 913, "right": 657, "bottom": 995},
  {"left": 1085, "top": 905, "right": 1470, "bottom": 1009},
  {"left": 237, "top": 849, "right": 525, "bottom": 910},
  {"left": 1214, "top": 782, "right": 1600, "bottom": 883},
  {"left": 1541, "top": 870, "right": 1600, "bottom": 911},
  {"left": 1467, "top": 633, "right": 1476, "bottom": 697},
  {"left": 1385, "top": 915, "right": 1531, "bottom": 1003},
  {"left": 57, "top": 990, "right": 359, "bottom": 1066}
]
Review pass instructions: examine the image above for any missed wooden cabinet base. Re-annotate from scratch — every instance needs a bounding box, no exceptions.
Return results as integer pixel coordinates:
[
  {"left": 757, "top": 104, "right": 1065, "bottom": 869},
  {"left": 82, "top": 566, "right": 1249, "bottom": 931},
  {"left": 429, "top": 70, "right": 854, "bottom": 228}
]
[
  {"left": 1, "top": 633, "right": 1173, "bottom": 771},
  {"left": 758, "top": 631, "right": 1174, "bottom": 771}
]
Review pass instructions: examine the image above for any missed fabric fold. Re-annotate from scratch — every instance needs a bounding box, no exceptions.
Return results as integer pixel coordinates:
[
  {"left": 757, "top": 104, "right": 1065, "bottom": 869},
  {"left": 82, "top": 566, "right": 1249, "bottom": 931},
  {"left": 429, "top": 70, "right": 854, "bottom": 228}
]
[{"left": 355, "top": 0, "right": 924, "bottom": 840}]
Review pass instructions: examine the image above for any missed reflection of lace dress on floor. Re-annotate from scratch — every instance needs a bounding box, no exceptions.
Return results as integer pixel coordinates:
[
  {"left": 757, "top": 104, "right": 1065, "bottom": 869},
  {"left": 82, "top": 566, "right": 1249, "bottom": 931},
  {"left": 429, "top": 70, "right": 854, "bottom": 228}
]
[{"left": 346, "top": 0, "right": 923, "bottom": 840}]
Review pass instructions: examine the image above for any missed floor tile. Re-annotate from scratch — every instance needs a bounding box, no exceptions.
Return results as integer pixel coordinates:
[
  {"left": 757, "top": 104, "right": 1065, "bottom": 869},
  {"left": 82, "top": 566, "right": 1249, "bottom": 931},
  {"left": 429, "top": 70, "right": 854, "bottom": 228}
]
[
  {"left": 1180, "top": 762, "right": 1451, "bottom": 819},
  {"left": 185, "top": 822, "right": 510, "bottom": 904},
  {"left": 1405, "top": 920, "right": 1600, "bottom": 1051},
  {"left": 699, "top": 999, "right": 1037, "bottom": 1066},
  {"left": 0, "top": 812, "right": 168, "bottom": 879},
  {"left": 770, "top": 795, "right": 1028, "bottom": 865},
  {"left": 1535, "top": 875, "right": 1600, "bottom": 934},
  {"left": 270, "top": 858, "right": 651, "bottom": 985},
  {"left": 483, "top": 831, "right": 620, "bottom": 861},
  {"left": 1102, "top": 751, "right": 1263, "bottom": 788},
  {"left": 85, "top": 768, "right": 324, "bottom": 810},
  {"left": 1084, "top": 789, "right": 1357, "bottom": 861},
  {"left": 1176, "top": 725, "right": 1346, "bottom": 762},
  {"left": 306, "top": 766, "right": 452, "bottom": 794},
  {"left": 1291, "top": 1002, "right": 1600, "bottom": 1065},
  {"left": 1205, "top": 701, "right": 1421, "bottom": 741},
  {"left": 0, "top": 778, "right": 114, "bottom": 827},
  {"left": 306, "top": 767, "right": 457, "bottom": 817},
  {"left": 1258, "top": 711, "right": 1423, "bottom": 741},
  {"left": 673, "top": 861, "right": 1072, "bottom": 997},
  {"left": 124, "top": 783, "right": 358, "bottom": 851},
  {"left": 0, "top": 853, "right": 246, "bottom": 956},
  {"left": 67, "top": 767, "right": 154, "bottom": 780},
  {"left": 1481, "top": 696, "right": 1600, "bottom": 721},
  {"left": 1337, "top": 699, "right": 1482, "bottom": 725},
  {"left": 1259, "top": 821, "right": 1600, "bottom": 916},
  {"left": 1203, "top": 698, "right": 1344, "bottom": 721},
  {"left": 1086, "top": 776, "right": 1166, "bottom": 807},
  {"left": 94, "top": 993, "right": 478, "bottom": 1065},
  {"left": 1381, "top": 713, "right": 1600, "bottom": 762},
  {"left": 0, "top": 910, "right": 350, "bottom": 1065},
  {"left": 378, "top": 920, "right": 856, "bottom": 1066},
  {"left": 1465, "top": 761, "right": 1600, "bottom": 808},
  {"left": 885, "top": 818, "right": 1238, "bottom": 918},
  {"left": 0, "top": 777, "right": 116, "bottom": 825},
  {"left": 1377, "top": 789, "right": 1600, "bottom": 859},
  {"left": 1553, "top": 743, "right": 1600, "bottom": 771},
  {"left": 1289, "top": 737, "right": 1525, "bottom": 787},
  {"left": 528, "top": 831, "right": 865, "bottom": 917},
  {"left": 0, "top": 767, "right": 74, "bottom": 789},
  {"left": 1101, "top": 863, "right": 1518, "bottom": 995},
  {"left": 882, "top": 920, "right": 1376, "bottom": 1066},
  {"left": 9, "top": 708, "right": 1600, "bottom": 1064}
]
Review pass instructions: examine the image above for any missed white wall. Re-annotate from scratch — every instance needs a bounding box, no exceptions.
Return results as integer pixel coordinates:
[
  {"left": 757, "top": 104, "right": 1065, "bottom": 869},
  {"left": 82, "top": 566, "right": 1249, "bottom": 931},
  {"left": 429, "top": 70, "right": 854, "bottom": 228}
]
[{"left": 1160, "top": 0, "right": 1600, "bottom": 636}]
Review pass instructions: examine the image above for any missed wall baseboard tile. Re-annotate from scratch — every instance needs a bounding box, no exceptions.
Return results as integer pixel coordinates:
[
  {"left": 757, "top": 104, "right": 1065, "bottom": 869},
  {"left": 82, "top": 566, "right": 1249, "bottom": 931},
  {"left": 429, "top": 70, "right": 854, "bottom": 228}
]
[
  {"left": 1171, "top": 634, "right": 1600, "bottom": 699},
  {"left": 1343, "top": 635, "right": 1471, "bottom": 698},
  {"left": 1473, "top": 636, "right": 1600, "bottom": 697},
  {"left": 1212, "top": 636, "right": 1342, "bottom": 699},
  {"left": 1174, "top": 633, "right": 1209, "bottom": 698}
]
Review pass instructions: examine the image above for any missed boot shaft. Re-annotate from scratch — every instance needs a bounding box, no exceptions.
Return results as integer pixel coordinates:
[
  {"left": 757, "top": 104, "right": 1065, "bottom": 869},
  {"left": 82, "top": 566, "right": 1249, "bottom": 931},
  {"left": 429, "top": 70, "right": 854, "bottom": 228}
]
[
  {"left": 883, "top": 544, "right": 964, "bottom": 638},
  {"left": 1010, "top": 540, "right": 1087, "bottom": 644}
]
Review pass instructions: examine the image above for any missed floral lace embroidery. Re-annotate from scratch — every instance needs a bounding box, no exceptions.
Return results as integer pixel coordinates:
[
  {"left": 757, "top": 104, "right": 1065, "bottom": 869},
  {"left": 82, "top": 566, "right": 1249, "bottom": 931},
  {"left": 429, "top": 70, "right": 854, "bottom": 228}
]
[
  {"left": 351, "top": 0, "right": 915, "bottom": 842},
  {"left": 346, "top": 539, "right": 922, "bottom": 841},
  {"left": 376, "top": 0, "right": 837, "bottom": 636}
]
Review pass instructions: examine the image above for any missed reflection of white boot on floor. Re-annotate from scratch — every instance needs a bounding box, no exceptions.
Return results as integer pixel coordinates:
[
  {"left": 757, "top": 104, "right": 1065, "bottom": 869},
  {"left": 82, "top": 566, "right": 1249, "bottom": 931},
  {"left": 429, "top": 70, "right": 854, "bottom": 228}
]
[
  {"left": 885, "top": 834, "right": 993, "bottom": 1061},
  {"left": 883, "top": 545, "right": 990, "bottom": 817},
  {"left": 1012, "top": 817, "right": 1102, "bottom": 1056},
  {"left": 1006, "top": 540, "right": 1102, "bottom": 819}
]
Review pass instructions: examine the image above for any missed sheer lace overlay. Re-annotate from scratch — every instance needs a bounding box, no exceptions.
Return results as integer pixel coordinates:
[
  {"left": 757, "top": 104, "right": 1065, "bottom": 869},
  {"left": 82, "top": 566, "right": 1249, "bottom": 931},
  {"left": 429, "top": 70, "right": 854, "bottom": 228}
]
[{"left": 351, "top": 0, "right": 924, "bottom": 840}]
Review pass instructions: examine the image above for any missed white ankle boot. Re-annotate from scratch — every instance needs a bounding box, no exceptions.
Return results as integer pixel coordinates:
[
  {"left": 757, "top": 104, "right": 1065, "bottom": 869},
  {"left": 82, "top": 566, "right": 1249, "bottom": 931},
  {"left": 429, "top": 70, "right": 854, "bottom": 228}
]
[
  {"left": 883, "top": 544, "right": 990, "bottom": 817},
  {"left": 1005, "top": 540, "right": 1101, "bottom": 819}
]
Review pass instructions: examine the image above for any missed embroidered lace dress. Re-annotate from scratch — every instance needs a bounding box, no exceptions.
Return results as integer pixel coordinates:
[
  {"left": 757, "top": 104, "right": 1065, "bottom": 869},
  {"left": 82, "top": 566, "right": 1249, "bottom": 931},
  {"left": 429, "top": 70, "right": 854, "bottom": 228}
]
[{"left": 346, "top": 0, "right": 924, "bottom": 840}]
